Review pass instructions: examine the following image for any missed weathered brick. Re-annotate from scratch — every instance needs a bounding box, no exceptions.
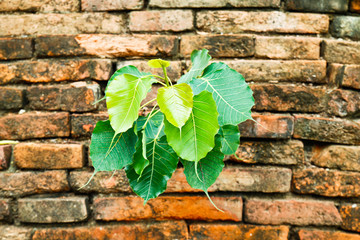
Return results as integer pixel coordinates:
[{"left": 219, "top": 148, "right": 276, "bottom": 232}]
[
  {"left": 328, "top": 63, "right": 344, "bottom": 87},
  {"left": 343, "top": 65, "right": 360, "bottom": 89},
  {"left": 18, "top": 197, "right": 88, "bottom": 223},
  {"left": 166, "top": 167, "right": 291, "bottom": 193},
  {"left": 0, "top": 170, "right": 69, "bottom": 197},
  {"left": 181, "top": 35, "right": 254, "bottom": 58},
  {"left": 190, "top": 224, "right": 289, "bottom": 240},
  {"left": 71, "top": 112, "right": 108, "bottom": 137},
  {"left": 14, "top": 143, "right": 84, "bottom": 169},
  {"left": 0, "top": 0, "right": 79, "bottom": 12},
  {"left": 229, "top": 140, "right": 304, "bottom": 165},
  {"left": 298, "top": 229, "right": 360, "bottom": 240},
  {"left": 286, "top": 0, "right": 348, "bottom": 12},
  {"left": 239, "top": 114, "right": 294, "bottom": 139},
  {"left": 94, "top": 196, "right": 242, "bottom": 221},
  {"left": 312, "top": 145, "right": 360, "bottom": 172},
  {"left": 0, "top": 112, "right": 70, "bottom": 140},
  {"left": 245, "top": 199, "right": 342, "bottom": 226},
  {"left": 293, "top": 168, "right": 360, "bottom": 197},
  {"left": 82, "top": 0, "right": 143, "bottom": 11},
  {"left": 323, "top": 40, "right": 360, "bottom": 64},
  {"left": 340, "top": 204, "right": 360, "bottom": 232},
  {"left": 69, "top": 171, "right": 131, "bottom": 193},
  {"left": 294, "top": 115, "right": 360, "bottom": 144},
  {"left": 219, "top": 60, "right": 327, "bottom": 83},
  {"left": 255, "top": 36, "right": 320, "bottom": 59},
  {"left": 197, "top": 11, "right": 329, "bottom": 34},
  {"left": 0, "top": 198, "right": 10, "bottom": 221},
  {"left": 0, "top": 13, "right": 125, "bottom": 36},
  {"left": 331, "top": 16, "right": 360, "bottom": 40},
  {"left": 351, "top": 0, "right": 360, "bottom": 12},
  {"left": 150, "top": 0, "right": 280, "bottom": 8},
  {"left": 0, "top": 226, "right": 32, "bottom": 240},
  {"left": 252, "top": 84, "right": 325, "bottom": 112},
  {"left": 32, "top": 221, "right": 188, "bottom": 240},
  {"left": 326, "top": 89, "right": 360, "bottom": 117},
  {"left": 0, "top": 59, "right": 111, "bottom": 84},
  {"left": 0, "top": 86, "right": 24, "bottom": 109},
  {"left": 117, "top": 60, "right": 182, "bottom": 82},
  {"left": 129, "top": 10, "right": 193, "bottom": 32},
  {"left": 0, "top": 145, "right": 11, "bottom": 170},
  {"left": 0, "top": 38, "right": 32, "bottom": 60},
  {"left": 27, "top": 85, "right": 61, "bottom": 110},
  {"left": 36, "top": 35, "right": 178, "bottom": 58}
]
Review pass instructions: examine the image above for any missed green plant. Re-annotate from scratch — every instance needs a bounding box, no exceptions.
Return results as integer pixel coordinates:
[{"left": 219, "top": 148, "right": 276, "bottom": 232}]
[{"left": 88, "top": 49, "right": 254, "bottom": 209}]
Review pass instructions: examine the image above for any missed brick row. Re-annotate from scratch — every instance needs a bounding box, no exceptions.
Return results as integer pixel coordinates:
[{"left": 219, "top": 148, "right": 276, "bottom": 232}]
[{"left": 149, "top": 0, "right": 281, "bottom": 8}]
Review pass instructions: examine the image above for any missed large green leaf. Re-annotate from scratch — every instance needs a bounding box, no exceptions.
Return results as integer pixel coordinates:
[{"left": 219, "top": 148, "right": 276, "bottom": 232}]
[
  {"left": 218, "top": 125, "right": 240, "bottom": 155},
  {"left": 164, "top": 90, "right": 219, "bottom": 162},
  {"left": 157, "top": 83, "right": 193, "bottom": 128},
  {"left": 126, "top": 135, "right": 178, "bottom": 204},
  {"left": 178, "top": 49, "right": 211, "bottom": 84},
  {"left": 90, "top": 120, "right": 137, "bottom": 172},
  {"left": 132, "top": 131, "right": 149, "bottom": 176},
  {"left": 189, "top": 64, "right": 254, "bottom": 126},
  {"left": 106, "top": 73, "right": 155, "bottom": 134}
]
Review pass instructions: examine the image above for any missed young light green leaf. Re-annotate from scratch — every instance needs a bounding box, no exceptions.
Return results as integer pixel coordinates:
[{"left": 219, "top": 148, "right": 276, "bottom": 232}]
[
  {"left": 189, "top": 65, "right": 254, "bottom": 126},
  {"left": 178, "top": 49, "right": 211, "bottom": 84},
  {"left": 147, "top": 59, "right": 170, "bottom": 68},
  {"left": 126, "top": 135, "right": 179, "bottom": 204},
  {"left": 106, "top": 73, "right": 156, "bottom": 134},
  {"left": 90, "top": 120, "right": 137, "bottom": 172},
  {"left": 157, "top": 83, "right": 193, "bottom": 128},
  {"left": 164, "top": 90, "right": 219, "bottom": 162},
  {"left": 218, "top": 125, "right": 240, "bottom": 155}
]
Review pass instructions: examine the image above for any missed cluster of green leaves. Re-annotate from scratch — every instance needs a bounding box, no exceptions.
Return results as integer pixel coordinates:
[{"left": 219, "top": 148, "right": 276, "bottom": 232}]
[{"left": 89, "top": 49, "right": 254, "bottom": 208}]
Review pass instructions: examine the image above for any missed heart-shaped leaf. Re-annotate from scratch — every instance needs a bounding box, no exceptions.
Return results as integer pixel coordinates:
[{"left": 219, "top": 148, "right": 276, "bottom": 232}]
[
  {"left": 106, "top": 73, "right": 155, "bottom": 134},
  {"left": 218, "top": 125, "right": 240, "bottom": 155},
  {"left": 148, "top": 59, "right": 170, "bottom": 68},
  {"left": 164, "top": 90, "right": 219, "bottom": 162},
  {"left": 157, "top": 83, "right": 193, "bottom": 128},
  {"left": 178, "top": 49, "right": 211, "bottom": 84}
]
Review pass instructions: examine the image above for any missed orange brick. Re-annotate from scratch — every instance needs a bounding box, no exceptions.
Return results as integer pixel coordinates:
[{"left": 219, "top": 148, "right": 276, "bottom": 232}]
[
  {"left": 298, "top": 229, "right": 360, "bottom": 240},
  {"left": 339, "top": 204, "right": 360, "bottom": 232},
  {"left": 71, "top": 112, "right": 108, "bottom": 137}
]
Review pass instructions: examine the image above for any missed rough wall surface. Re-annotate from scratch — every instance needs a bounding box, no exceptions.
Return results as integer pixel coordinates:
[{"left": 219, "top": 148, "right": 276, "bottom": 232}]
[{"left": 0, "top": 0, "right": 360, "bottom": 239}]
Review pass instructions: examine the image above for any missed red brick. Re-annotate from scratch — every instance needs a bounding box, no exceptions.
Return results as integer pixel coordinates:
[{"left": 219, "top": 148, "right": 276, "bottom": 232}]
[
  {"left": 0, "top": 59, "right": 111, "bottom": 84},
  {"left": 293, "top": 168, "right": 360, "bottom": 197},
  {"left": 129, "top": 10, "right": 193, "bottom": 32},
  {"left": 71, "top": 112, "right": 108, "bottom": 137},
  {"left": 229, "top": 140, "right": 304, "bottom": 165},
  {"left": 255, "top": 36, "right": 320, "bottom": 59},
  {"left": 27, "top": 85, "right": 62, "bottom": 110},
  {"left": 14, "top": 143, "right": 84, "bottom": 169},
  {"left": 239, "top": 114, "right": 294, "bottom": 139},
  {"left": 190, "top": 224, "right": 289, "bottom": 240},
  {"left": 197, "top": 11, "right": 329, "bottom": 34},
  {"left": 18, "top": 197, "right": 88, "bottom": 223},
  {"left": 245, "top": 199, "right": 342, "bottom": 226},
  {"left": 0, "top": 86, "right": 24, "bottom": 109},
  {"left": 323, "top": 40, "right": 360, "bottom": 64},
  {"left": 294, "top": 115, "right": 360, "bottom": 144},
  {"left": 252, "top": 84, "right": 325, "bottom": 112},
  {"left": 0, "top": 112, "right": 70, "bottom": 140},
  {"left": 0, "top": 38, "right": 32, "bottom": 60},
  {"left": 298, "top": 229, "right": 360, "bottom": 240},
  {"left": 36, "top": 34, "right": 178, "bottom": 58},
  {"left": 339, "top": 204, "right": 360, "bottom": 232},
  {"left": 69, "top": 171, "right": 131, "bottom": 193},
  {"left": 0, "top": 170, "right": 69, "bottom": 197},
  {"left": 0, "top": 0, "right": 79, "bottom": 12},
  {"left": 32, "top": 221, "right": 188, "bottom": 240},
  {"left": 311, "top": 145, "right": 360, "bottom": 172},
  {"left": 150, "top": 0, "right": 280, "bottom": 8},
  {"left": 343, "top": 64, "right": 360, "bottom": 90},
  {"left": 117, "top": 60, "right": 182, "bottom": 82},
  {"left": 0, "top": 226, "right": 33, "bottom": 240},
  {"left": 94, "top": 196, "right": 242, "bottom": 221},
  {"left": 82, "top": 0, "right": 143, "bottom": 11},
  {"left": 0, "top": 198, "right": 10, "bottom": 221},
  {"left": 0, "top": 145, "right": 12, "bottom": 170},
  {"left": 351, "top": 0, "right": 360, "bottom": 13},
  {"left": 286, "top": 0, "right": 348, "bottom": 12},
  {"left": 181, "top": 35, "right": 254, "bottom": 58},
  {"left": 219, "top": 60, "right": 327, "bottom": 83},
  {"left": 326, "top": 89, "right": 360, "bottom": 117},
  {"left": 0, "top": 13, "right": 125, "bottom": 36}
]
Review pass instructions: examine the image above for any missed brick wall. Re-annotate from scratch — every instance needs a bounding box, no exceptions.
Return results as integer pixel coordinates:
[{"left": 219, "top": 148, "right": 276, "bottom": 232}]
[{"left": 0, "top": 0, "right": 360, "bottom": 239}]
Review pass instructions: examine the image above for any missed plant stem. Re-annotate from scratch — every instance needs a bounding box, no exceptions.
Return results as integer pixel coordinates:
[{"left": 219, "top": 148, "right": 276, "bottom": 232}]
[
  {"left": 161, "top": 66, "right": 170, "bottom": 87},
  {"left": 142, "top": 107, "right": 160, "bottom": 130},
  {"left": 140, "top": 98, "right": 157, "bottom": 109}
]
